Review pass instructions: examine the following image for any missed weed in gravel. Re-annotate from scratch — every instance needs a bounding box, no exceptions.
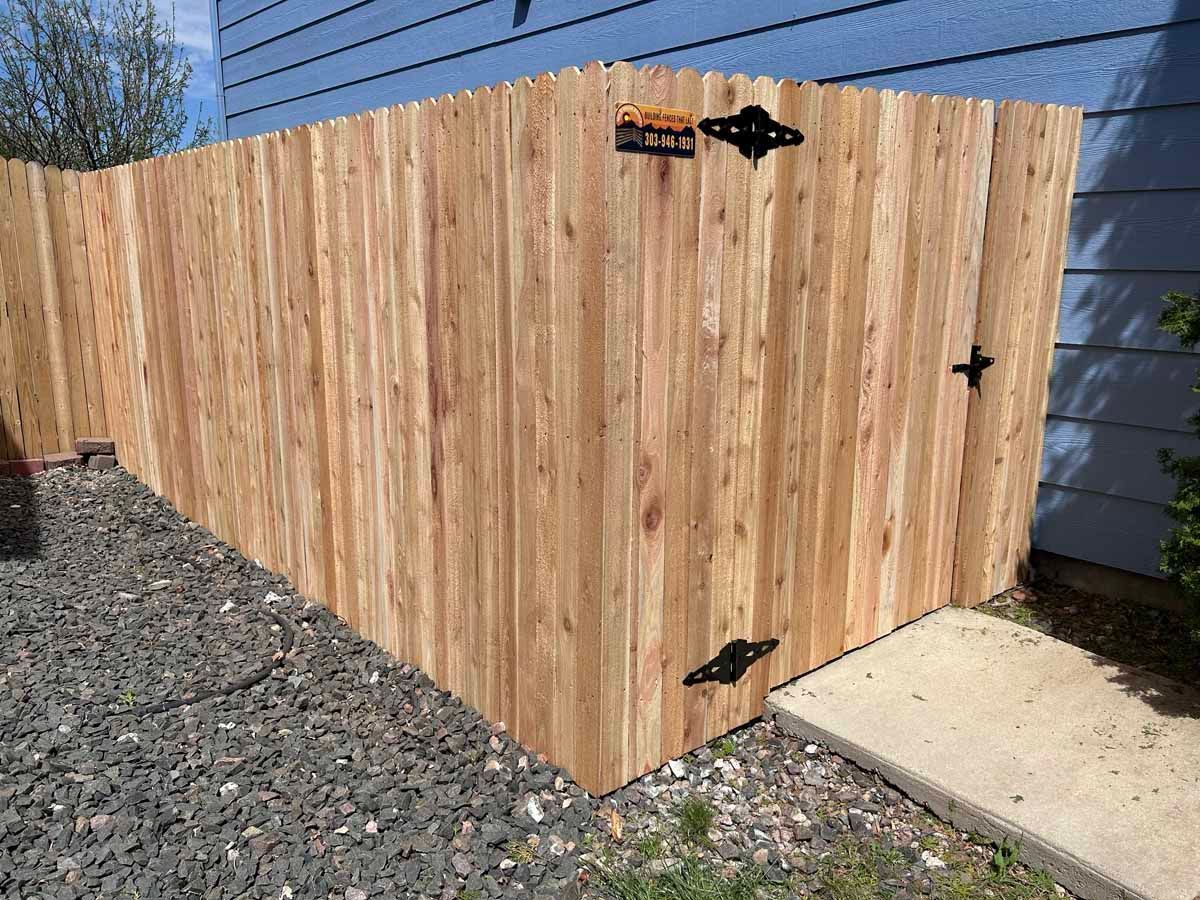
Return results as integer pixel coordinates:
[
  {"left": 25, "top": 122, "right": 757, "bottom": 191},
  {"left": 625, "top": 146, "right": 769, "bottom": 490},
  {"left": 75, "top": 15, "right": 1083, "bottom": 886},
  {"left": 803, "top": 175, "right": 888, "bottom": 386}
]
[
  {"left": 992, "top": 837, "right": 1021, "bottom": 878},
  {"left": 673, "top": 797, "right": 716, "bottom": 847},
  {"left": 119, "top": 690, "right": 136, "bottom": 707},
  {"left": 711, "top": 737, "right": 736, "bottom": 758},
  {"left": 506, "top": 838, "right": 536, "bottom": 865},
  {"left": 818, "top": 839, "right": 903, "bottom": 900},
  {"left": 1006, "top": 604, "right": 1036, "bottom": 627},
  {"left": 589, "top": 855, "right": 777, "bottom": 900},
  {"left": 818, "top": 836, "right": 1060, "bottom": 900},
  {"left": 456, "top": 891, "right": 482, "bottom": 900},
  {"left": 635, "top": 835, "right": 664, "bottom": 860}
]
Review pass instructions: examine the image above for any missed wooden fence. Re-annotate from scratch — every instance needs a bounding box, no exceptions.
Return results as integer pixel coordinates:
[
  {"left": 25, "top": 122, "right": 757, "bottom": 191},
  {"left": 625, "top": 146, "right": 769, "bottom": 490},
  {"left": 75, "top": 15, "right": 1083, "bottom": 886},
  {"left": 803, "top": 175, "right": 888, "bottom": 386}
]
[
  {"left": 0, "top": 159, "right": 107, "bottom": 461},
  {"left": 953, "top": 100, "right": 1082, "bottom": 606},
  {"left": 1, "top": 62, "right": 1081, "bottom": 795}
]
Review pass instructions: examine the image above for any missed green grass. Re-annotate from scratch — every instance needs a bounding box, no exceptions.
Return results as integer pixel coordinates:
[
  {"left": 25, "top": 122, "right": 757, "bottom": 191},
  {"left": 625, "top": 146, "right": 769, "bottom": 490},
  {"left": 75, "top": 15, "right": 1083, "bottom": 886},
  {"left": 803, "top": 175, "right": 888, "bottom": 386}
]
[
  {"left": 589, "top": 832, "right": 1060, "bottom": 900},
  {"left": 1007, "top": 604, "right": 1036, "bottom": 627},
  {"left": 635, "top": 835, "right": 665, "bottom": 861},
  {"left": 816, "top": 836, "right": 1060, "bottom": 900},
  {"left": 818, "top": 839, "right": 908, "bottom": 900},
  {"left": 711, "top": 737, "right": 736, "bottom": 759},
  {"left": 589, "top": 856, "right": 777, "bottom": 900},
  {"left": 673, "top": 797, "right": 716, "bottom": 847}
]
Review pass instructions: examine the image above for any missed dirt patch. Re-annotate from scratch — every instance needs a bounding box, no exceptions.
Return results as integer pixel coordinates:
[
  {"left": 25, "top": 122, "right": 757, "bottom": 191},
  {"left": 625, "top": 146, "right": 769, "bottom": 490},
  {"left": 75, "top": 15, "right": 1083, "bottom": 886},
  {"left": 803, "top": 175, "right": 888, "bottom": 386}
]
[{"left": 980, "top": 578, "right": 1200, "bottom": 688}]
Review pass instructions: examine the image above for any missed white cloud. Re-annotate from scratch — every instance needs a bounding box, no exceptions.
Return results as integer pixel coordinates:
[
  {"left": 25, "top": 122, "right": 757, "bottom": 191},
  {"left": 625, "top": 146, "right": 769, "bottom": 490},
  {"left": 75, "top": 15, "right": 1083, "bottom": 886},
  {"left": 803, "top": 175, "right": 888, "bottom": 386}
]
[
  {"left": 156, "top": 0, "right": 213, "bottom": 57},
  {"left": 153, "top": 0, "right": 215, "bottom": 104}
]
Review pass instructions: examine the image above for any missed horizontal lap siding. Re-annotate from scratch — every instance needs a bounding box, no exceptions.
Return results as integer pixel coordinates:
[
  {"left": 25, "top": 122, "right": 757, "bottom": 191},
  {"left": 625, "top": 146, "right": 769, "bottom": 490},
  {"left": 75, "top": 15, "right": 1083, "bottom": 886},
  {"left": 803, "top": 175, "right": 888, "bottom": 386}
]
[
  {"left": 219, "top": 0, "right": 1193, "bottom": 134},
  {"left": 1034, "top": 484, "right": 1175, "bottom": 577},
  {"left": 1041, "top": 418, "right": 1194, "bottom": 506},
  {"left": 213, "top": 0, "right": 1200, "bottom": 577}
]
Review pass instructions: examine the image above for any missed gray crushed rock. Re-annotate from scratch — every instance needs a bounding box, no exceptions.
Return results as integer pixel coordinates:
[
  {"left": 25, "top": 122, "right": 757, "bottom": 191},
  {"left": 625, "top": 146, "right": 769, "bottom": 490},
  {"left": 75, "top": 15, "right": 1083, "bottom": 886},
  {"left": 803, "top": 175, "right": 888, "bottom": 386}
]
[{"left": 0, "top": 468, "right": 595, "bottom": 899}]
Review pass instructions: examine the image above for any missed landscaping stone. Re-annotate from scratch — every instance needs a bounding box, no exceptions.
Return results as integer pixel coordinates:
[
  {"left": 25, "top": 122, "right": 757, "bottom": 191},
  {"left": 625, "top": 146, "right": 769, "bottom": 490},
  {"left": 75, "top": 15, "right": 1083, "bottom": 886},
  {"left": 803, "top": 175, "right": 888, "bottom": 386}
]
[
  {"left": 577, "top": 718, "right": 1066, "bottom": 900},
  {"left": 86, "top": 453, "right": 117, "bottom": 470},
  {"left": 74, "top": 436, "right": 116, "bottom": 455},
  {"left": 7, "top": 457, "right": 46, "bottom": 475},
  {"left": 44, "top": 452, "right": 83, "bottom": 470}
]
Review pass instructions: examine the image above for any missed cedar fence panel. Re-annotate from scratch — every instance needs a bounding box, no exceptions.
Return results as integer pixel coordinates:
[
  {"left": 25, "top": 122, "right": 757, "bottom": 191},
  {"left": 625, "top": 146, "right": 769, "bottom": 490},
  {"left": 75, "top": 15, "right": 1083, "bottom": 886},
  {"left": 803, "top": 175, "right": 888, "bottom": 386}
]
[
  {"left": 49, "top": 62, "right": 1081, "bottom": 795},
  {"left": 952, "top": 102, "right": 1084, "bottom": 607},
  {"left": 0, "top": 158, "right": 107, "bottom": 461}
]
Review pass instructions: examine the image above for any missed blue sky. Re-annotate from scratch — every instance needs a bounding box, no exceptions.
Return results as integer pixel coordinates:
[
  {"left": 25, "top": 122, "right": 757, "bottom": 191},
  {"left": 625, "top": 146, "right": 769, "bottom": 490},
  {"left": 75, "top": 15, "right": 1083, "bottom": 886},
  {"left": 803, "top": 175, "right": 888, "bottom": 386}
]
[{"left": 162, "top": 0, "right": 219, "bottom": 139}]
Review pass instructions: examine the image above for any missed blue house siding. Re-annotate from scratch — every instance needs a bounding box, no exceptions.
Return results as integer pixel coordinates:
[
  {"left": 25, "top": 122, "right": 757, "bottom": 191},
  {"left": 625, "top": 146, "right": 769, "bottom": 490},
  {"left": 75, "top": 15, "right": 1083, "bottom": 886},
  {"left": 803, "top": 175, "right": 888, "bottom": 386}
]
[{"left": 211, "top": 0, "right": 1200, "bottom": 578}]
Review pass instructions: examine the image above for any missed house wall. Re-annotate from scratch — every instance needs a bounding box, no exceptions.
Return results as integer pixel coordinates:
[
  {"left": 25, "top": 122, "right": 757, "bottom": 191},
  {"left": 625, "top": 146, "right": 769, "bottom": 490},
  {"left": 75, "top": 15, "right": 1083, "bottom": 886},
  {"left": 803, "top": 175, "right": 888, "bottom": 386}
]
[{"left": 210, "top": 0, "right": 1200, "bottom": 578}]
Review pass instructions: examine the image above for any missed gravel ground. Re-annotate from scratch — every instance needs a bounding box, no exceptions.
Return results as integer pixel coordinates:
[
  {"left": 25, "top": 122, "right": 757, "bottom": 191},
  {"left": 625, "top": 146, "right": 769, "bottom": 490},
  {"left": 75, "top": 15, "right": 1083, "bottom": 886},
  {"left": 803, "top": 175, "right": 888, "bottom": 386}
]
[
  {"left": 980, "top": 580, "right": 1200, "bottom": 688},
  {"left": 2, "top": 467, "right": 1064, "bottom": 900},
  {"left": 1, "top": 468, "right": 594, "bottom": 900},
  {"left": 579, "top": 722, "right": 1062, "bottom": 900}
]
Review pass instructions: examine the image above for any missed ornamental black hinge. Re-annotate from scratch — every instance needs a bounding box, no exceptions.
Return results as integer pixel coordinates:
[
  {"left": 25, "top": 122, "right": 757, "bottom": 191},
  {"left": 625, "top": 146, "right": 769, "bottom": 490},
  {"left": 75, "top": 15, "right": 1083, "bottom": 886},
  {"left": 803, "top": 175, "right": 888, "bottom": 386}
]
[
  {"left": 952, "top": 344, "right": 995, "bottom": 393},
  {"left": 697, "top": 105, "right": 805, "bottom": 168},
  {"left": 683, "top": 638, "right": 780, "bottom": 687}
]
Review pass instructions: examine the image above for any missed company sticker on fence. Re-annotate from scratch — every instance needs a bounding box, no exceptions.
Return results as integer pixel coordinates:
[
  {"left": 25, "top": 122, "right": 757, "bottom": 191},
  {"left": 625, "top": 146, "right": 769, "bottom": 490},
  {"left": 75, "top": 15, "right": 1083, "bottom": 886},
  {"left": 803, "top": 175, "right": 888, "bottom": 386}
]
[{"left": 614, "top": 103, "right": 697, "bottom": 158}]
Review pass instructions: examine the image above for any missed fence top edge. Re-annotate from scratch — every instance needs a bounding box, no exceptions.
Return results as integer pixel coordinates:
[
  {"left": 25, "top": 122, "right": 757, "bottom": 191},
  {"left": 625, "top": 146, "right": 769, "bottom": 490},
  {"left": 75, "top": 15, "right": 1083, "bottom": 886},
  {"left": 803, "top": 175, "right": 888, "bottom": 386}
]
[{"left": 1, "top": 59, "right": 1083, "bottom": 177}]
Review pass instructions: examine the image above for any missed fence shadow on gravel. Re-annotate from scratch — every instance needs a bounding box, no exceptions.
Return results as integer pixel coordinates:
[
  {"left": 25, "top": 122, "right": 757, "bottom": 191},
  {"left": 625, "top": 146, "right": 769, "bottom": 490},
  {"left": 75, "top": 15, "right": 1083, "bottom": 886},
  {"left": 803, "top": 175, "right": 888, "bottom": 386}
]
[{"left": 1, "top": 420, "right": 40, "bottom": 561}]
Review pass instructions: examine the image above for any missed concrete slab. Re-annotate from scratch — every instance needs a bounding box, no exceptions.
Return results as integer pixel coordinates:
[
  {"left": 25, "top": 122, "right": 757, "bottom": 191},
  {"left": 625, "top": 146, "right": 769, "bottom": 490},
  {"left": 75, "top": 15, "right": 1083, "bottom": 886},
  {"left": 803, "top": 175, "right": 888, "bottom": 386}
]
[{"left": 766, "top": 607, "right": 1200, "bottom": 900}]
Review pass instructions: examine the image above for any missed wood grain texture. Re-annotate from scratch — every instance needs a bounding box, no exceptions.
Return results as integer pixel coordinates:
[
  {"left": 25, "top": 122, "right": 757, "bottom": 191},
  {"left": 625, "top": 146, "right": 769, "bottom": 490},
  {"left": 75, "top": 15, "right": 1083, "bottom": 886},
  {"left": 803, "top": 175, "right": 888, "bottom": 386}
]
[
  {"left": 209, "top": 0, "right": 1200, "bottom": 586},
  {"left": 0, "top": 156, "right": 112, "bottom": 460},
  {"left": 60, "top": 65, "right": 1072, "bottom": 796},
  {"left": 952, "top": 102, "right": 1083, "bottom": 607}
]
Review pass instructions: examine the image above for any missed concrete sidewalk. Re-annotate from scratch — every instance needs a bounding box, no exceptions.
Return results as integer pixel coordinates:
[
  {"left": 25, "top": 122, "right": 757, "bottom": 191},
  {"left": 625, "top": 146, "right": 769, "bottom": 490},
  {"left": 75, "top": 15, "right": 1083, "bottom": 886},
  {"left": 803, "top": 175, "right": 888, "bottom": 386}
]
[{"left": 766, "top": 607, "right": 1200, "bottom": 900}]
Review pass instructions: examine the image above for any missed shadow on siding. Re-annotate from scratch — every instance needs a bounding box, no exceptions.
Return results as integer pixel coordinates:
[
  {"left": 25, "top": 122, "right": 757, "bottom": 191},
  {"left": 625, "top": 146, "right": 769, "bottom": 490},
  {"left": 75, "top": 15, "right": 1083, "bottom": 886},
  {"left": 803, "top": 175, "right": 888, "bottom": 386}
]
[{"left": 1035, "top": 3, "right": 1200, "bottom": 577}]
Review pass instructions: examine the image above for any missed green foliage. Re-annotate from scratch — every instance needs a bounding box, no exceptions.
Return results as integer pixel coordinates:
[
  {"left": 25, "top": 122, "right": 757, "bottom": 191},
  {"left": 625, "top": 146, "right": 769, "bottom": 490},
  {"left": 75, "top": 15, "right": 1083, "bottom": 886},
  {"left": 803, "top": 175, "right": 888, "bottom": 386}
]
[
  {"left": 505, "top": 838, "right": 535, "bottom": 865},
  {"left": 819, "top": 836, "right": 1057, "bottom": 900},
  {"left": 1158, "top": 290, "right": 1200, "bottom": 625},
  {"left": 992, "top": 837, "right": 1021, "bottom": 878},
  {"left": 635, "top": 835, "right": 664, "bottom": 860},
  {"left": 672, "top": 797, "right": 716, "bottom": 847},
  {"left": 711, "top": 737, "right": 736, "bottom": 759},
  {"left": 589, "top": 856, "right": 774, "bottom": 900},
  {"left": 1159, "top": 290, "right": 1200, "bottom": 349}
]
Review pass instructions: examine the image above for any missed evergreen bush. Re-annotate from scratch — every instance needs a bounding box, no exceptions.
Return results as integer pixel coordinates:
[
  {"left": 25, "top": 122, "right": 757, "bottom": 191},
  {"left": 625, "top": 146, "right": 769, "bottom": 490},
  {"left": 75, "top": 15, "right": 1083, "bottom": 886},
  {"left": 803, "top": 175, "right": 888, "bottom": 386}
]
[{"left": 1157, "top": 289, "right": 1200, "bottom": 625}]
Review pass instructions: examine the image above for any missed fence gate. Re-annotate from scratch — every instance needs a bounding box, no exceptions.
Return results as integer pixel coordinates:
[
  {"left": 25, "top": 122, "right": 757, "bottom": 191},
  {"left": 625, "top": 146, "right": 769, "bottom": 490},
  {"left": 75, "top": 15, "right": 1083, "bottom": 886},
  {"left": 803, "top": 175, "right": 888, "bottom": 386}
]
[
  {"left": 70, "top": 61, "right": 1081, "bottom": 796},
  {"left": 623, "top": 68, "right": 997, "bottom": 786}
]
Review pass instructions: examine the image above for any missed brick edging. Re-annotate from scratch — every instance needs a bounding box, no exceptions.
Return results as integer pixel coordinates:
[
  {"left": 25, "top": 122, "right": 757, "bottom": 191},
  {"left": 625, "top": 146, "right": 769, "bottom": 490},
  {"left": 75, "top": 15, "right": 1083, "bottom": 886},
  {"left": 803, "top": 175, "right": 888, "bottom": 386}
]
[{"left": 0, "top": 438, "right": 118, "bottom": 477}]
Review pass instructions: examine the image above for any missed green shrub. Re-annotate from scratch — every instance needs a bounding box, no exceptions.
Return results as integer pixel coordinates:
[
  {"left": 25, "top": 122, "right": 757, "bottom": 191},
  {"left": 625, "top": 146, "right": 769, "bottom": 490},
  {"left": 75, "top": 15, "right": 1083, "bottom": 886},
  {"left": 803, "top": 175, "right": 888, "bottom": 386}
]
[{"left": 1157, "top": 289, "right": 1200, "bottom": 624}]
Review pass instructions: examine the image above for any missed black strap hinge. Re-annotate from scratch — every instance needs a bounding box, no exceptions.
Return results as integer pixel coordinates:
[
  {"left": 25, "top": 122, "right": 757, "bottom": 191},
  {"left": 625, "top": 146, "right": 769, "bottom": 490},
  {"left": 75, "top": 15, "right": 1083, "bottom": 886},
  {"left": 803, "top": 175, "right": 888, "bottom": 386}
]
[
  {"left": 683, "top": 638, "right": 780, "bottom": 687},
  {"left": 952, "top": 345, "right": 995, "bottom": 393},
  {"left": 697, "top": 105, "right": 804, "bottom": 168}
]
